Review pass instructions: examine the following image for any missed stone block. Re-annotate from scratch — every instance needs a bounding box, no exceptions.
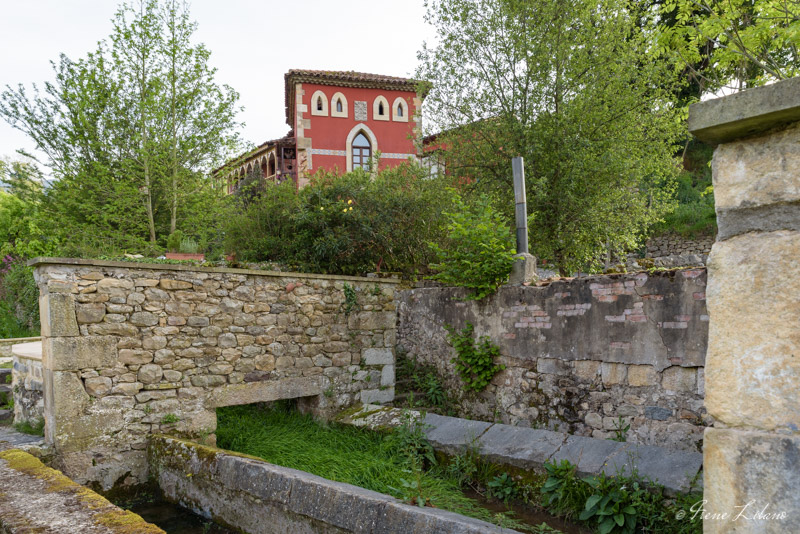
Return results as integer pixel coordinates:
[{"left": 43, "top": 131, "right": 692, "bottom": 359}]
[
  {"left": 88, "top": 322, "right": 139, "bottom": 336},
  {"left": 662, "top": 366, "right": 696, "bottom": 392},
  {"left": 574, "top": 360, "right": 600, "bottom": 381},
  {"left": 41, "top": 293, "right": 79, "bottom": 337},
  {"left": 119, "top": 349, "right": 153, "bottom": 365},
  {"left": 627, "top": 364, "right": 658, "bottom": 387},
  {"left": 363, "top": 348, "right": 393, "bottom": 365},
  {"left": 645, "top": 406, "right": 672, "bottom": 421},
  {"left": 706, "top": 232, "right": 800, "bottom": 431},
  {"left": 422, "top": 413, "right": 492, "bottom": 455},
  {"left": 84, "top": 376, "right": 112, "bottom": 397},
  {"left": 537, "top": 358, "right": 569, "bottom": 375},
  {"left": 137, "top": 364, "right": 163, "bottom": 384},
  {"left": 601, "top": 362, "right": 627, "bottom": 386},
  {"left": 209, "top": 376, "right": 322, "bottom": 407},
  {"left": 549, "top": 435, "right": 624, "bottom": 477},
  {"left": 603, "top": 443, "right": 703, "bottom": 495},
  {"left": 75, "top": 303, "right": 106, "bottom": 324},
  {"left": 703, "top": 427, "right": 800, "bottom": 533},
  {"left": 45, "top": 336, "right": 117, "bottom": 371},
  {"left": 96, "top": 278, "right": 134, "bottom": 291},
  {"left": 477, "top": 424, "right": 565, "bottom": 470},
  {"left": 381, "top": 364, "right": 395, "bottom": 387},
  {"left": 159, "top": 279, "right": 193, "bottom": 290},
  {"left": 360, "top": 387, "right": 394, "bottom": 404},
  {"left": 130, "top": 311, "right": 158, "bottom": 327}
]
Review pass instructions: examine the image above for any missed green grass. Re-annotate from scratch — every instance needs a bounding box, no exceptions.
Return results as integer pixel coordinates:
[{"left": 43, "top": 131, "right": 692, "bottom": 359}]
[
  {"left": 0, "top": 302, "right": 39, "bottom": 339},
  {"left": 0, "top": 361, "right": 12, "bottom": 369},
  {"left": 216, "top": 404, "right": 529, "bottom": 530},
  {"left": 14, "top": 418, "right": 44, "bottom": 436}
]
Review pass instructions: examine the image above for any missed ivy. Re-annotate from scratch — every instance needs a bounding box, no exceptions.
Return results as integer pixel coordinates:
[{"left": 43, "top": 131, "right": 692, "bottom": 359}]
[{"left": 446, "top": 322, "right": 504, "bottom": 392}]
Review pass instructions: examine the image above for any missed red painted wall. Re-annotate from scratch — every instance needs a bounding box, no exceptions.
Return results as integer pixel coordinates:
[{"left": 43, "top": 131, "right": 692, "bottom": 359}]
[{"left": 300, "top": 83, "right": 418, "bottom": 175}]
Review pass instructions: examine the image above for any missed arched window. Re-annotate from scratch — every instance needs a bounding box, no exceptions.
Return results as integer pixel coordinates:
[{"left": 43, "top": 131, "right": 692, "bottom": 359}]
[
  {"left": 373, "top": 95, "right": 389, "bottom": 121},
  {"left": 352, "top": 132, "right": 372, "bottom": 171},
  {"left": 378, "top": 102, "right": 385, "bottom": 116},
  {"left": 311, "top": 90, "right": 328, "bottom": 116},
  {"left": 392, "top": 97, "right": 409, "bottom": 122},
  {"left": 317, "top": 97, "right": 323, "bottom": 111},
  {"left": 336, "top": 99, "right": 342, "bottom": 113}
]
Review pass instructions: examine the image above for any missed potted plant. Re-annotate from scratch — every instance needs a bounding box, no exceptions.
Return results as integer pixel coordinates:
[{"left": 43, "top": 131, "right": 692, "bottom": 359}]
[{"left": 165, "top": 231, "right": 205, "bottom": 261}]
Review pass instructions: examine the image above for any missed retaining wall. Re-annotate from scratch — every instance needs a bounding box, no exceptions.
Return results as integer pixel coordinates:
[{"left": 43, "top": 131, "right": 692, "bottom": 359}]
[
  {"left": 149, "top": 435, "right": 520, "bottom": 534},
  {"left": 397, "top": 269, "right": 709, "bottom": 451},
  {"left": 30, "top": 258, "right": 398, "bottom": 490}
]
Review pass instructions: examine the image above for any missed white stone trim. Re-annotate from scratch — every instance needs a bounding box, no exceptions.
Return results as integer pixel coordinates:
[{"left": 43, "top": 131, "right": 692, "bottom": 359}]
[
  {"left": 310, "top": 148, "right": 347, "bottom": 156},
  {"left": 345, "top": 124, "right": 378, "bottom": 172},
  {"left": 310, "top": 90, "right": 328, "bottom": 117},
  {"left": 373, "top": 95, "right": 390, "bottom": 121},
  {"left": 392, "top": 97, "right": 409, "bottom": 122},
  {"left": 331, "top": 92, "right": 348, "bottom": 118},
  {"left": 382, "top": 153, "right": 416, "bottom": 160}
]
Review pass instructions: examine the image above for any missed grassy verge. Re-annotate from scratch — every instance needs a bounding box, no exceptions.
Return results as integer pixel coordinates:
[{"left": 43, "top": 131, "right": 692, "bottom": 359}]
[{"left": 216, "top": 403, "right": 547, "bottom": 532}]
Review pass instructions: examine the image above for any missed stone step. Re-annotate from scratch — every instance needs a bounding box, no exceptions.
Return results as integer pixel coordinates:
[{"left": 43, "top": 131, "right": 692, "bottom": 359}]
[{"left": 0, "top": 409, "right": 11, "bottom": 421}]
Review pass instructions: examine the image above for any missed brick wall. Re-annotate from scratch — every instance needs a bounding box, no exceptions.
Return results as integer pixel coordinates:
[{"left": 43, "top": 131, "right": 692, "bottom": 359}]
[{"left": 397, "top": 269, "right": 709, "bottom": 452}]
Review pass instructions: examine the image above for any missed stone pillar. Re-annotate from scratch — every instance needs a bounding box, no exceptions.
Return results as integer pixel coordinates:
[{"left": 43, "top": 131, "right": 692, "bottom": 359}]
[{"left": 689, "top": 77, "right": 800, "bottom": 533}]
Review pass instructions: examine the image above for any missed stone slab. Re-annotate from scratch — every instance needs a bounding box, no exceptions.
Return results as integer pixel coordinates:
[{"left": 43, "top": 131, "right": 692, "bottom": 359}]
[
  {"left": 603, "top": 443, "right": 703, "bottom": 495},
  {"left": 548, "top": 434, "right": 625, "bottom": 477},
  {"left": 476, "top": 424, "right": 566, "bottom": 471},
  {"left": 689, "top": 76, "right": 800, "bottom": 145},
  {"left": 0, "top": 426, "right": 44, "bottom": 451},
  {"left": 421, "top": 412, "right": 492, "bottom": 455},
  {"left": 209, "top": 376, "right": 322, "bottom": 408},
  {"left": 45, "top": 336, "right": 117, "bottom": 371},
  {"left": 10, "top": 341, "right": 42, "bottom": 361}
]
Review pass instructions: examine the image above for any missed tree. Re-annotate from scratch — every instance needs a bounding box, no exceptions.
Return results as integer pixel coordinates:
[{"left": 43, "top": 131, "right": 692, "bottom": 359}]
[
  {"left": 0, "top": 0, "right": 242, "bottom": 253},
  {"left": 659, "top": 0, "right": 800, "bottom": 91},
  {"left": 417, "top": 0, "right": 683, "bottom": 274}
]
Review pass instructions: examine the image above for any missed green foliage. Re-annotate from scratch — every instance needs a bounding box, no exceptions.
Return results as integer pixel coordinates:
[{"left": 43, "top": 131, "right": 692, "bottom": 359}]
[
  {"left": 216, "top": 403, "right": 526, "bottom": 528},
  {"left": 0, "top": 256, "right": 40, "bottom": 337},
  {"left": 428, "top": 193, "right": 515, "bottom": 299},
  {"left": 14, "top": 418, "right": 45, "bottom": 436},
  {"left": 160, "top": 413, "right": 179, "bottom": 424},
  {"left": 418, "top": 0, "right": 683, "bottom": 275},
  {"left": 610, "top": 417, "right": 630, "bottom": 443},
  {"left": 0, "top": 0, "right": 242, "bottom": 254},
  {"left": 659, "top": 0, "right": 800, "bottom": 91},
  {"left": 342, "top": 283, "right": 358, "bottom": 315},
  {"left": 541, "top": 459, "right": 703, "bottom": 534},
  {"left": 487, "top": 472, "right": 520, "bottom": 503},
  {"left": 179, "top": 237, "right": 199, "bottom": 254},
  {"left": 166, "top": 230, "right": 184, "bottom": 253},
  {"left": 446, "top": 323, "right": 505, "bottom": 393},
  {"left": 224, "top": 164, "right": 452, "bottom": 277}
]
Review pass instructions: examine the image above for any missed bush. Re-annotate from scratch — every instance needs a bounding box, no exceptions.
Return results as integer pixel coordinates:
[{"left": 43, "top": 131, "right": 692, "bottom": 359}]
[
  {"left": 224, "top": 164, "right": 452, "bottom": 277},
  {"left": 428, "top": 192, "right": 516, "bottom": 300},
  {"left": 0, "top": 255, "right": 40, "bottom": 337}
]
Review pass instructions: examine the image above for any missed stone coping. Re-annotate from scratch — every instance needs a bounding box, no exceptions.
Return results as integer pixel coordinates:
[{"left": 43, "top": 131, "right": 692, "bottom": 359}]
[
  {"left": 11, "top": 341, "right": 42, "bottom": 361},
  {"left": 150, "top": 435, "right": 522, "bottom": 534},
  {"left": 27, "top": 257, "right": 402, "bottom": 284},
  {"left": 0, "top": 449, "right": 164, "bottom": 533},
  {"left": 0, "top": 336, "right": 41, "bottom": 345},
  {"left": 340, "top": 405, "right": 703, "bottom": 496},
  {"left": 688, "top": 77, "right": 800, "bottom": 145}
]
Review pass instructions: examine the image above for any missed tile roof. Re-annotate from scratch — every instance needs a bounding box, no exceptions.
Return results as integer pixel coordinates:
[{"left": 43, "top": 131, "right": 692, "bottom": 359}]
[{"left": 284, "top": 69, "right": 426, "bottom": 125}]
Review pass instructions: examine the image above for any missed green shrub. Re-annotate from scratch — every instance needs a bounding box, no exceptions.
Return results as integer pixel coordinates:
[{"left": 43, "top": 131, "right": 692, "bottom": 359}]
[
  {"left": 0, "top": 256, "right": 40, "bottom": 337},
  {"left": 179, "top": 237, "right": 199, "bottom": 254},
  {"left": 223, "top": 164, "right": 452, "bottom": 278},
  {"left": 166, "top": 230, "right": 184, "bottom": 253},
  {"left": 446, "top": 322, "right": 505, "bottom": 393},
  {"left": 428, "top": 192, "right": 516, "bottom": 300}
]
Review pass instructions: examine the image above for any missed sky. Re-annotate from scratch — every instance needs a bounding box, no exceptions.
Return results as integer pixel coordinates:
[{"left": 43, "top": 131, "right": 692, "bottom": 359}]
[{"left": 0, "top": 0, "right": 437, "bottom": 166}]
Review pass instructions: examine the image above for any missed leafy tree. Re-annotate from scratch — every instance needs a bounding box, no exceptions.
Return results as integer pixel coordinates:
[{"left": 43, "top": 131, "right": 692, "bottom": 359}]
[
  {"left": 417, "top": 0, "right": 682, "bottom": 274},
  {"left": 660, "top": 0, "right": 800, "bottom": 91},
  {"left": 0, "top": 0, "right": 242, "bottom": 254}
]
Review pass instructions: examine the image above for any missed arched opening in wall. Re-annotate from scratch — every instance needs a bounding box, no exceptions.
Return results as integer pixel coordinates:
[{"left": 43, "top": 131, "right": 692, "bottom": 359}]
[
  {"left": 392, "top": 97, "right": 409, "bottom": 122},
  {"left": 317, "top": 96, "right": 323, "bottom": 111},
  {"left": 397, "top": 105, "right": 403, "bottom": 118},
  {"left": 336, "top": 99, "right": 342, "bottom": 113},
  {"left": 378, "top": 102, "right": 384, "bottom": 116},
  {"left": 267, "top": 153, "right": 276, "bottom": 180},
  {"left": 352, "top": 132, "right": 372, "bottom": 171}
]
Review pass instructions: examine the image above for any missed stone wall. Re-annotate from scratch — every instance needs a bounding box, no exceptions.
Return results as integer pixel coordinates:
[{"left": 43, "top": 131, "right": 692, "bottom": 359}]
[
  {"left": 645, "top": 232, "right": 714, "bottom": 258},
  {"left": 11, "top": 343, "right": 44, "bottom": 425},
  {"left": 31, "top": 258, "right": 398, "bottom": 490},
  {"left": 397, "top": 269, "right": 709, "bottom": 452},
  {"left": 689, "top": 77, "right": 800, "bottom": 533}
]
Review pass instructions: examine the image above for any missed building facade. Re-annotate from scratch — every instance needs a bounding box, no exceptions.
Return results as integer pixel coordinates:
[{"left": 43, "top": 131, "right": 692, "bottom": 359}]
[{"left": 219, "top": 70, "right": 423, "bottom": 193}]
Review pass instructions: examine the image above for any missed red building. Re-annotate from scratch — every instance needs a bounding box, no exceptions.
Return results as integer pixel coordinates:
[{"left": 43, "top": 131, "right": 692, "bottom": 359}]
[{"left": 218, "top": 70, "right": 424, "bottom": 193}]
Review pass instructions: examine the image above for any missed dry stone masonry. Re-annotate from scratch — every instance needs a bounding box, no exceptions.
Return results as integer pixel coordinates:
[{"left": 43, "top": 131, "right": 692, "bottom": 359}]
[
  {"left": 398, "top": 270, "right": 709, "bottom": 452},
  {"left": 689, "top": 76, "right": 800, "bottom": 533},
  {"left": 31, "top": 258, "right": 398, "bottom": 490}
]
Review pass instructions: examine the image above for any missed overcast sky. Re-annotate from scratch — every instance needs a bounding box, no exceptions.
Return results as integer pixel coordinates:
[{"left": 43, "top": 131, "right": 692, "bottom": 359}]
[{"left": 0, "top": 0, "right": 437, "bottom": 165}]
